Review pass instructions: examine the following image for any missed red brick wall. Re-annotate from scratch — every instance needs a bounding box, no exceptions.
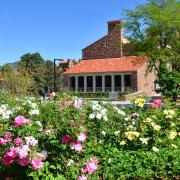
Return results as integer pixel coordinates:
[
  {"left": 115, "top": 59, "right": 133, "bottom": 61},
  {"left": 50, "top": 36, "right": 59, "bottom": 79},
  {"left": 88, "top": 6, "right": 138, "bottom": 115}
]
[
  {"left": 137, "top": 62, "right": 157, "bottom": 96},
  {"left": 82, "top": 31, "right": 122, "bottom": 60}
]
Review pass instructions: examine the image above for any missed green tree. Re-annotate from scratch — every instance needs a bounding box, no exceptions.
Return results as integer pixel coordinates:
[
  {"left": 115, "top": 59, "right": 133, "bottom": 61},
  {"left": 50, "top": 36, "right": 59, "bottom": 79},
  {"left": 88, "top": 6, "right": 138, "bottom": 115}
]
[
  {"left": 123, "top": 0, "right": 180, "bottom": 99},
  {"left": 45, "top": 60, "right": 54, "bottom": 91},
  {"left": 155, "top": 65, "right": 180, "bottom": 100},
  {"left": 18, "top": 52, "right": 46, "bottom": 94}
]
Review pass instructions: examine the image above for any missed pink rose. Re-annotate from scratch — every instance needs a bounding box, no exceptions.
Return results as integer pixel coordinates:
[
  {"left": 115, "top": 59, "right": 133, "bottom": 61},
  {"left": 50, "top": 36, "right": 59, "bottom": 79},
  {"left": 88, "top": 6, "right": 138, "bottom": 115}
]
[
  {"left": 18, "top": 145, "right": 30, "bottom": 158},
  {"left": 25, "top": 136, "right": 38, "bottom": 146},
  {"left": 78, "top": 132, "right": 87, "bottom": 142},
  {"left": 32, "top": 158, "right": 43, "bottom": 170},
  {"left": 0, "top": 138, "right": 8, "bottom": 145},
  {"left": 151, "top": 99, "right": 162, "bottom": 109},
  {"left": 14, "top": 137, "right": 22, "bottom": 146},
  {"left": 82, "top": 167, "right": 88, "bottom": 173},
  {"left": 22, "top": 118, "right": 30, "bottom": 125},
  {"left": 85, "top": 158, "right": 98, "bottom": 174},
  {"left": 86, "top": 162, "right": 97, "bottom": 174},
  {"left": 153, "top": 99, "right": 162, "bottom": 106},
  {"left": 14, "top": 115, "right": 29, "bottom": 127},
  {"left": 150, "top": 103, "right": 158, "bottom": 109},
  {"left": 90, "top": 157, "right": 98, "bottom": 165},
  {"left": 4, "top": 133, "right": 11, "bottom": 140},
  {"left": 6, "top": 147, "right": 19, "bottom": 159},
  {"left": 62, "top": 135, "right": 73, "bottom": 144},
  {"left": 18, "top": 157, "right": 30, "bottom": 166},
  {"left": 70, "top": 141, "right": 83, "bottom": 152},
  {"left": 2, "top": 155, "right": 14, "bottom": 166},
  {"left": 78, "top": 176, "right": 88, "bottom": 180},
  {"left": 74, "top": 99, "right": 83, "bottom": 109},
  {"left": 63, "top": 101, "right": 72, "bottom": 107}
]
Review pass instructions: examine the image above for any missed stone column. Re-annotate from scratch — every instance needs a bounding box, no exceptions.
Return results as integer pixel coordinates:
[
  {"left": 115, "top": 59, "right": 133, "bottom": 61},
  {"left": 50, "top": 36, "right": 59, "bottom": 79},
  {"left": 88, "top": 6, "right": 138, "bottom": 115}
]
[
  {"left": 111, "top": 75, "right": 115, "bottom": 92},
  {"left": 93, "top": 75, "right": 96, "bottom": 92},
  {"left": 75, "top": 76, "right": 78, "bottom": 92},
  {"left": 121, "top": 74, "right": 124, "bottom": 92},
  {"left": 102, "top": 75, "right": 105, "bottom": 92},
  {"left": 84, "top": 76, "right": 87, "bottom": 93}
]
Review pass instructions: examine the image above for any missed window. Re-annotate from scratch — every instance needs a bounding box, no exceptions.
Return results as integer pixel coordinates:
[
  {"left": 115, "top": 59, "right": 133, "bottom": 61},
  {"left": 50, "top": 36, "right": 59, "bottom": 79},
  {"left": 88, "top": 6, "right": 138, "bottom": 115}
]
[
  {"left": 124, "top": 75, "right": 131, "bottom": 87},
  {"left": 69, "top": 77, "right": 75, "bottom": 90},
  {"left": 104, "top": 42, "right": 108, "bottom": 48},
  {"left": 114, "top": 23, "right": 119, "bottom": 30}
]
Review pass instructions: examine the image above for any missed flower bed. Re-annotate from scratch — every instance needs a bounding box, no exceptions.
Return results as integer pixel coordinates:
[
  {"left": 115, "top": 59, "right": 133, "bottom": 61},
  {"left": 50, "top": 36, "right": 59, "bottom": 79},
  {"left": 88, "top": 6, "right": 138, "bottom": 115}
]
[{"left": 0, "top": 93, "right": 179, "bottom": 179}]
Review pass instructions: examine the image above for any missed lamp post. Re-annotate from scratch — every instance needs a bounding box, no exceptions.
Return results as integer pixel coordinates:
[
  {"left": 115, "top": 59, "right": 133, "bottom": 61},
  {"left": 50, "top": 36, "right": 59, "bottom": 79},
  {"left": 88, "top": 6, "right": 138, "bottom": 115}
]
[{"left": 54, "top": 58, "right": 63, "bottom": 92}]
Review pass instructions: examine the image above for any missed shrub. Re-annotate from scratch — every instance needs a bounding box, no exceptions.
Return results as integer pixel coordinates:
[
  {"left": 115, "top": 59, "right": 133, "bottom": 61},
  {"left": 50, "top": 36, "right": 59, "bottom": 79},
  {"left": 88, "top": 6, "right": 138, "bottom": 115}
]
[{"left": 0, "top": 93, "right": 179, "bottom": 179}]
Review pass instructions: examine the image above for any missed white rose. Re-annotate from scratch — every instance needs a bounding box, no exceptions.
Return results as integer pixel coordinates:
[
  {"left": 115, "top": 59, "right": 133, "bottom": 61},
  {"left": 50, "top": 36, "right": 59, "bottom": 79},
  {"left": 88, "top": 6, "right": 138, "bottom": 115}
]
[
  {"left": 89, "top": 113, "right": 95, "bottom": 119},
  {"left": 152, "top": 147, "right": 159, "bottom": 152},
  {"left": 96, "top": 113, "right": 102, "bottom": 120}
]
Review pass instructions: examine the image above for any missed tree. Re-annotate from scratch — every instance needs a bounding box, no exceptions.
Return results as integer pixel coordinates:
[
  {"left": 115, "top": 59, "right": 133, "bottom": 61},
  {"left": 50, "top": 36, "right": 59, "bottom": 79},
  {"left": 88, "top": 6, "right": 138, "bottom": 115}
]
[
  {"left": 123, "top": 0, "right": 180, "bottom": 99},
  {"left": 45, "top": 60, "right": 54, "bottom": 90},
  {"left": 0, "top": 66, "right": 35, "bottom": 95},
  {"left": 18, "top": 53, "right": 46, "bottom": 94},
  {"left": 155, "top": 65, "right": 180, "bottom": 100}
]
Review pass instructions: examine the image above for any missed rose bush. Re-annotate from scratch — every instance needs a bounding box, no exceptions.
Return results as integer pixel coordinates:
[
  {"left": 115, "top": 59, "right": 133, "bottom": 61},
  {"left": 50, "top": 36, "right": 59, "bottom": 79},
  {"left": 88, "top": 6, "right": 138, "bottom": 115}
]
[{"left": 0, "top": 93, "right": 179, "bottom": 179}]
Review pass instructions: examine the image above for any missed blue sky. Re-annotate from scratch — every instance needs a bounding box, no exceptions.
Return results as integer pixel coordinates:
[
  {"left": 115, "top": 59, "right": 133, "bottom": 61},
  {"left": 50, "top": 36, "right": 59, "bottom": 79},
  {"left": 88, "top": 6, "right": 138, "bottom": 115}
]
[{"left": 0, "top": 0, "right": 146, "bottom": 65}]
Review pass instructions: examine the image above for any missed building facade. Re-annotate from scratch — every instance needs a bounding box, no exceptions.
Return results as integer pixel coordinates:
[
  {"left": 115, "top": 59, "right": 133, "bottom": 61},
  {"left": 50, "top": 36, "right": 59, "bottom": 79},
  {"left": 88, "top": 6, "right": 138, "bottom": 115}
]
[
  {"left": 82, "top": 20, "right": 130, "bottom": 60},
  {"left": 64, "top": 20, "right": 156, "bottom": 96}
]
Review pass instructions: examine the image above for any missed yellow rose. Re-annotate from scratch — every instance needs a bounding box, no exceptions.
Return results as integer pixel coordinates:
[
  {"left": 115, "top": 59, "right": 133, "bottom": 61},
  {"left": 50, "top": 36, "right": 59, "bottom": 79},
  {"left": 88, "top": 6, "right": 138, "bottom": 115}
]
[
  {"left": 146, "top": 117, "right": 152, "bottom": 122},
  {"left": 163, "top": 109, "right": 175, "bottom": 119},
  {"left": 120, "top": 140, "right": 126, "bottom": 145},
  {"left": 168, "top": 131, "right": 177, "bottom": 139},
  {"left": 153, "top": 125, "right": 161, "bottom": 131},
  {"left": 151, "top": 122, "right": 161, "bottom": 131},
  {"left": 171, "top": 144, "right": 177, "bottom": 148},
  {"left": 114, "top": 131, "right": 120, "bottom": 136},
  {"left": 135, "top": 98, "right": 146, "bottom": 107},
  {"left": 125, "top": 131, "right": 140, "bottom": 141}
]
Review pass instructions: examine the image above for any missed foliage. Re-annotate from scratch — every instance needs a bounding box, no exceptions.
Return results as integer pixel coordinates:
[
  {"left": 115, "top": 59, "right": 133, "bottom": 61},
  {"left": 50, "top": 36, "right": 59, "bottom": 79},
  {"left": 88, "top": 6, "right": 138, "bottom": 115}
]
[
  {"left": 0, "top": 93, "right": 179, "bottom": 179},
  {"left": 0, "top": 65, "right": 35, "bottom": 95},
  {"left": 45, "top": 60, "right": 54, "bottom": 91},
  {"left": 123, "top": 0, "right": 180, "bottom": 99},
  {"left": 155, "top": 65, "right": 180, "bottom": 99},
  {"left": 18, "top": 53, "right": 46, "bottom": 94}
]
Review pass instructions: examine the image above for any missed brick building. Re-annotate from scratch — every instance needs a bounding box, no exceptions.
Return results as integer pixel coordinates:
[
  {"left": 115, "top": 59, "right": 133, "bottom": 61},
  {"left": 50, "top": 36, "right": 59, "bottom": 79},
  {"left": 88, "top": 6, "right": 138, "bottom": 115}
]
[
  {"left": 82, "top": 20, "right": 130, "bottom": 59},
  {"left": 64, "top": 20, "right": 157, "bottom": 96}
]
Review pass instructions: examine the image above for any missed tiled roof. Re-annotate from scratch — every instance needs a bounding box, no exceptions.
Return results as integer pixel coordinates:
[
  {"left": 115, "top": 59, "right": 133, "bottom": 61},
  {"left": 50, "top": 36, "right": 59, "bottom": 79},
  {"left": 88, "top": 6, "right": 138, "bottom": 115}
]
[{"left": 65, "top": 56, "right": 148, "bottom": 74}]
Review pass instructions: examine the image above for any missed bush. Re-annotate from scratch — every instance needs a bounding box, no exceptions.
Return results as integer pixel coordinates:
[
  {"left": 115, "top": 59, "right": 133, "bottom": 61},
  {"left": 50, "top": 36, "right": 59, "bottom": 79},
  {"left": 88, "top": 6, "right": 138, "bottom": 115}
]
[{"left": 0, "top": 93, "right": 179, "bottom": 179}]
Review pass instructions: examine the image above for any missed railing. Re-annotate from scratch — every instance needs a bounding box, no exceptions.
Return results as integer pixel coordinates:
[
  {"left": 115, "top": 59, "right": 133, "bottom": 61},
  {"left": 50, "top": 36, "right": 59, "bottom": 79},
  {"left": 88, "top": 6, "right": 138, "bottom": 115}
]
[
  {"left": 115, "top": 86, "right": 121, "bottom": 92},
  {"left": 78, "top": 87, "right": 84, "bottom": 92},
  {"left": 72, "top": 86, "right": 137, "bottom": 93},
  {"left": 96, "top": 87, "right": 102, "bottom": 92},
  {"left": 87, "top": 87, "right": 93, "bottom": 92},
  {"left": 124, "top": 87, "right": 136, "bottom": 93}
]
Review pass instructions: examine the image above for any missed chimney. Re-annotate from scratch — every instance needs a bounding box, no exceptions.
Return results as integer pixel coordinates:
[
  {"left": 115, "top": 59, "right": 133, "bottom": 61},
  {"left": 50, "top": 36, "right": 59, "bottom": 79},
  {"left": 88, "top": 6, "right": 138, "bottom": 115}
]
[{"left": 107, "top": 20, "right": 122, "bottom": 34}]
